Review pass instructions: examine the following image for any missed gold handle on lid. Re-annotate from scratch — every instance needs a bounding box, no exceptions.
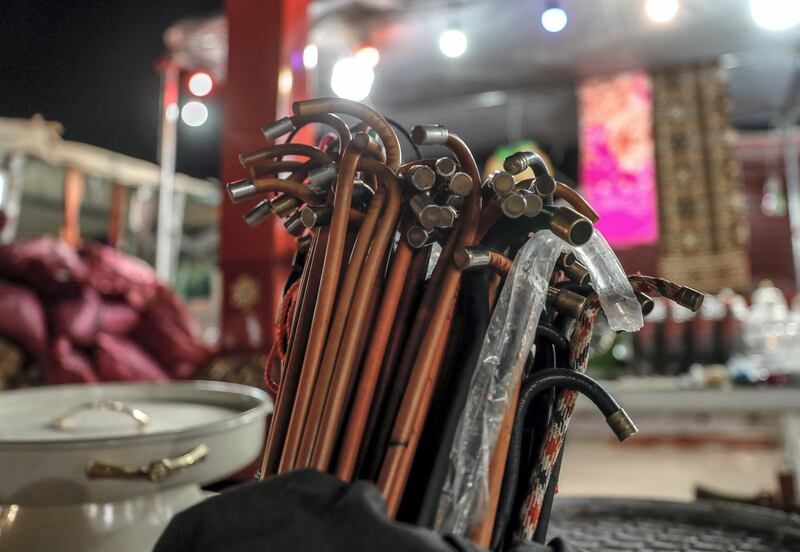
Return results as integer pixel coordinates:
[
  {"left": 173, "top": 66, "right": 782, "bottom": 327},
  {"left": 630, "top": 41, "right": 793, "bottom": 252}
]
[
  {"left": 49, "top": 400, "right": 150, "bottom": 429},
  {"left": 85, "top": 444, "right": 209, "bottom": 482}
]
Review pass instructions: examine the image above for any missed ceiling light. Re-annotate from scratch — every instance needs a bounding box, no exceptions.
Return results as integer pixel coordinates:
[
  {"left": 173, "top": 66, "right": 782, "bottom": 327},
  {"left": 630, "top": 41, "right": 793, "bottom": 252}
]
[
  {"left": 439, "top": 29, "right": 467, "bottom": 58},
  {"left": 187, "top": 72, "right": 213, "bottom": 97},
  {"left": 750, "top": 0, "right": 800, "bottom": 31},
  {"left": 330, "top": 57, "right": 374, "bottom": 101},
  {"left": 645, "top": 0, "right": 679, "bottom": 23},
  {"left": 303, "top": 44, "right": 318, "bottom": 69},
  {"left": 181, "top": 101, "right": 208, "bottom": 127},
  {"left": 541, "top": 3, "right": 568, "bottom": 33},
  {"left": 354, "top": 46, "right": 381, "bottom": 69}
]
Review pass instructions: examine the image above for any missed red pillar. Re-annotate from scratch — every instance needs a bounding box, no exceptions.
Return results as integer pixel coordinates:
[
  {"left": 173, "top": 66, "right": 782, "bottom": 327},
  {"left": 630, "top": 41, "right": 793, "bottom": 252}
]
[{"left": 219, "top": 0, "right": 309, "bottom": 353}]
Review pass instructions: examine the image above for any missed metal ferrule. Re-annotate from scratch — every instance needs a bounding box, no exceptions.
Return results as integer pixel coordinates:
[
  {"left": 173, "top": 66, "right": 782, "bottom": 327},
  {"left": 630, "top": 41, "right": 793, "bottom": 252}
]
[
  {"left": 351, "top": 131, "right": 371, "bottom": 149},
  {"left": 352, "top": 132, "right": 383, "bottom": 158},
  {"left": 300, "top": 205, "right": 332, "bottom": 228},
  {"left": 411, "top": 125, "right": 449, "bottom": 146},
  {"left": 283, "top": 212, "right": 305, "bottom": 236},
  {"left": 557, "top": 251, "right": 577, "bottom": 268},
  {"left": 563, "top": 261, "right": 591, "bottom": 285},
  {"left": 487, "top": 170, "right": 515, "bottom": 195},
  {"left": 606, "top": 410, "right": 638, "bottom": 442},
  {"left": 503, "top": 151, "right": 548, "bottom": 176},
  {"left": 407, "top": 165, "right": 436, "bottom": 191},
  {"left": 435, "top": 157, "right": 457, "bottom": 178},
  {"left": 519, "top": 190, "right": 544, "bottom": 217},
  {"left": 674, "top": 286, "right": 705, "bottom": 312},
  {"left": 533, "top": 174, "right": 556, "bottom": 200},
  {"left": 261, "top": 117, "right": 296, "bottom": 141},
  {"left": 243, "top": 199, "right": 273, "bottom": 227},
  {"left": 308, "top": 163, "right": 338, "bottom": 190},
  {"left": 503, "top": 152, "right": 529, "bottom": 175},
  {"left": 444, "top": 194, "right": 464, "bottom": 210},
  {"left": 549, "top": 206, "right": 594, "bottom": 246},
  {"left": 436, "top": 205, "right": 458, "bottom": 228},
  {"left": 351, "top": 182, "right": 375, "bottom": 211},
  {"left": 448, "top": 172, "right": 473, "bottom": 197},
  {"left": 635, "top": 292, "right": 655, "bottom": 316},
  {"left": 547, "top": 286, "right": 589, "bottom": 319},
  {"left": 452, "top": 247, "right": 491, "bottom": 270},
  {"left": 307, "top": 180, "right": 332, "bottom": 197},
  {"left": 500, "top": 192, "right": 527, "bottom": 219},
  {"left": 410, "top": 193, "right": 441, "bottom": 230},
  {"left": 227, "top": 179, "right": 257, "bottom": 203},
  {"left": 271, "top": 195, "right": 300, "bottom": 217},
  {"left": 406, "top": 226, "right": 431, "bottom": 248}
]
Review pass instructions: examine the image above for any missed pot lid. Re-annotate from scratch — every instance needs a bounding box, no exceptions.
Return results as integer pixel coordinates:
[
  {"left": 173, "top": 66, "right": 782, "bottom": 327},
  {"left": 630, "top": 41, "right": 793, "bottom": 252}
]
[{"left": 0, "top": 380, "right": 270, "bottom": 447}]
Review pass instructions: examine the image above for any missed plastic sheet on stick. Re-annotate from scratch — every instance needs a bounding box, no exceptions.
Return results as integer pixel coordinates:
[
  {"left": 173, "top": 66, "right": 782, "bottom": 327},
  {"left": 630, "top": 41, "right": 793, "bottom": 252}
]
[
  {"left": 571, "top": 231, "right": 643, "bottom": 332},
  {"left": 434, "top": 231, "right": 562, "bottom": 536}
]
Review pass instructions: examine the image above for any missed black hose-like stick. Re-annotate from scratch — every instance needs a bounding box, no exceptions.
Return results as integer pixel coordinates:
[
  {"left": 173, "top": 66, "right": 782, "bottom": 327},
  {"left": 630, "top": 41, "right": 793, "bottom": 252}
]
[{"left": 491, "top": 368, "right": 636, "bottom": 550}]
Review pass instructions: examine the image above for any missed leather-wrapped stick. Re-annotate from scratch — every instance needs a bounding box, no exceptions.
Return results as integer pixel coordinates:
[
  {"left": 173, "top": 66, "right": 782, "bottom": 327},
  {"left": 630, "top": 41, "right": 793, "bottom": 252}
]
[
  {"left": 296, "top": 139, "right": 387, "bottom": 468},
  {"left": 277, "top": 141, "right": 363, "bottom": 473},
  {"left": 260, "top": 227, "right": 328, "bottom": 477},
  {"left": 356, "top": 247, "right": 430, "bottom": 480},
  {"left": 292, "top": 98, "right": 401, "bottom": 172},
  {"left": 239, "top": 143, "right": 333, "bottom": 168},
  {"left": 311, "top": 157, "right": 403, "bottom": 470},
  {"left": 554, "top": 181, "right": 599, "bottom": 223},
  {"left": 227, "top": 177, "right": 325, "bottom": 206},
  {"left": 378, "top": 126, "right": 481, "bottom": 516}
]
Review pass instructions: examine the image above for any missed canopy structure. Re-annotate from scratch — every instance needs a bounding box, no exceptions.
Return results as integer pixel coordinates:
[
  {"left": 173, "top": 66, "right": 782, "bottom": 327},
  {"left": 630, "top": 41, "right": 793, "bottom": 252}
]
[{"left": 0, "top": 115, "right": 217, "bottom": 201}]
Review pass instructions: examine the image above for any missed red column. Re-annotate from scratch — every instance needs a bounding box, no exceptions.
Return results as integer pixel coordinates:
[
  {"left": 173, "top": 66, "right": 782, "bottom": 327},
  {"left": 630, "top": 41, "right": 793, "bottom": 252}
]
[{"left": 219, "top": 0, "right": 309, "bottom": 353}]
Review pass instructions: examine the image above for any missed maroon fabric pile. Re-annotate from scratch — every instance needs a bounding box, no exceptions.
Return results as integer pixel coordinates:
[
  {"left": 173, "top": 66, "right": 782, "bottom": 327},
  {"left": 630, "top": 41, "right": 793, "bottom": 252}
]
[{"left": 0, "top": 237, "right": 209, "bottom": 384}]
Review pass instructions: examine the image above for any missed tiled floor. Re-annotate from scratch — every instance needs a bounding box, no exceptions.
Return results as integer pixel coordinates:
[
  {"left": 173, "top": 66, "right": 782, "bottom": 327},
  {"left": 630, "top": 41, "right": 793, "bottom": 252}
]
[{"left": 558, "top": 440, "right": 783, "bottom": 501}]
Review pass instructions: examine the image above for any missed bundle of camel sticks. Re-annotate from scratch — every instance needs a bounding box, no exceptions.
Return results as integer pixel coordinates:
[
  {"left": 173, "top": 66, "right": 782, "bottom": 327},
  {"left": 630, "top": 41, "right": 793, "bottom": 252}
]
[{"left": 226, "top": 97, "right": 704, "bottom": 550}]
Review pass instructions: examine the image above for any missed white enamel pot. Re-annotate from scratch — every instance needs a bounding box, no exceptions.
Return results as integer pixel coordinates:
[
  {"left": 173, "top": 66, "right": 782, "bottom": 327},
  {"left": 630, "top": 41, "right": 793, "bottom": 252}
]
[{"left": 0, "top": 380, "right": 272, "bottom": 551}]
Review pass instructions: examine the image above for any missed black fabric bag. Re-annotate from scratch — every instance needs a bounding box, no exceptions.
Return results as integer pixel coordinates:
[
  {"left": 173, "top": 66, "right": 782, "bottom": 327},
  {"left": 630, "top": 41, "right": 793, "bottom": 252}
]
[{"left": 154, "top": 470, "right": 583, "bottom": 552}]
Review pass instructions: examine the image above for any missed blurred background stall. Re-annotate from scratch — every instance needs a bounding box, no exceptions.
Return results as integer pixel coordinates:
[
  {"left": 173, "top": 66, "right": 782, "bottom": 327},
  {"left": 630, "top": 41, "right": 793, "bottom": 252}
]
[{"left": 2, "top": 0, "right": 800, "bottom": 535}]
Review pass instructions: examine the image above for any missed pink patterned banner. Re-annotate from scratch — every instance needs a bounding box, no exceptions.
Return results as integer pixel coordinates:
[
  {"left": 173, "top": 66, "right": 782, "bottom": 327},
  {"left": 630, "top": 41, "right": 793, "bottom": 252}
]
[{"left": 578, "top": 70, "right": 658, "bottom": 247}]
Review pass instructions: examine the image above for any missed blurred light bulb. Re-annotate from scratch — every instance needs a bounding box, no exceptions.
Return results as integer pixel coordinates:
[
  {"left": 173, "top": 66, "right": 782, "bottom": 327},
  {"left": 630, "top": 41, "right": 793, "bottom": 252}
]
[
  {"left": 750, "top": 0, "right": 800, "bottom": 30},
  {"left": 330, "top": 57, "right": 374, "bottom": 101},
  {"left": 646, "top": 0, "right": 679, "bottom": 23},
  {"left": 165, "top": 102, "right": 179, "bottom": 122},
  {"left": 187, "top": 72, "right": 213, "bottom": 97},
  {"left": 278, "top": 67, "right": 293, "bottom": 95},
  {"left": 181, "top": 101, "right": 208, "bottom": 127},
  {"left": 439, "top": 29, "right": 467, "bottom": 58},
  {"left": 303, "top": 44, "right": 318, "bottom": 69},
  {"left": 354, "top": 46, "right": 381, "bottom": 68},
  {"left": 541, "top": 5, "right": 568, "bottom": 33}
]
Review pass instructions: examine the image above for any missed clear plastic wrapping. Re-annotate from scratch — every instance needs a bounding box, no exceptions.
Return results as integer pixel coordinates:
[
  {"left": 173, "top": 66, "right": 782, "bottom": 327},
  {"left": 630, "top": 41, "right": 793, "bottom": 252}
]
[
  {"left": 434, "top": 231, "right": 562, "bottom": 535},
  {"left": 571, "top": 232, "right": 643, "bottom": 332}
]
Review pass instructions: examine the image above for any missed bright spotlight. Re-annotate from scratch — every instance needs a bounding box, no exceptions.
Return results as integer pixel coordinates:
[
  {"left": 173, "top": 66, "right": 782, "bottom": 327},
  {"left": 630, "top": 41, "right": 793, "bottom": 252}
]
[
  {"left": 750, "top": 0, "right": 800, "bottom": 31},
  {"left": 541, "top": 5, "right": 568, "bottom": 33},
  {"left": 303, "top": 44, "right": 318, "bottom": 69},
  {"left": 354, "top": 46, "right": 381, "bottom": 69},
  {"left": 181, "top": 101, "right": 208, "bottom": 127},
  {"left": 439, "top": 29, "right": 467, "bottom": 58},
  {"left": 646, "top": 0, "right": 679, "bottom": 23},
  {"left": 187, "top": 72, "right": 213, "bottom": 97},
  {"left": 330, "top": 57, "right": 374, "bottom": 101}
]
